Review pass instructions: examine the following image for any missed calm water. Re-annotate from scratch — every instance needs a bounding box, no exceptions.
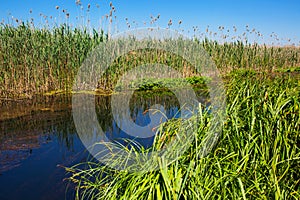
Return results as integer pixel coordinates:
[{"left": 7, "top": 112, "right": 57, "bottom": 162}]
[{"left": 0, "top": 90, "right": 207, "bottom": 200}]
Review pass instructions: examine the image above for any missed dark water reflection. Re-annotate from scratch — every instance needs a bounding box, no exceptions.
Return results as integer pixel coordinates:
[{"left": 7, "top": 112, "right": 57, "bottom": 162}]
[
  {"left": 0, "top": 95, "right": 84, "bottom": 200},
  {"left": 0, "top": 89, "right": 208, "bottom": 200}
]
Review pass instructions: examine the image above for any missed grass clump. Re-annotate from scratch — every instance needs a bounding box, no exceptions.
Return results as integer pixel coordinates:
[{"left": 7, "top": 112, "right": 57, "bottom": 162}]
[
  {"left": 67, "top": 72, "right": 300, "bottom": 199},
  {"left": 121, "top": 76, "right": 210, "bottom": 91}
]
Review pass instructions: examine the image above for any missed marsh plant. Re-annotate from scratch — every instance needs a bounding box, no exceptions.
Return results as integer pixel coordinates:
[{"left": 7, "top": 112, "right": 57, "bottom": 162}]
[
  {"left": 0, "top": 2, "right": 299, "bottom": 98},
  {"left": 68, "top": 73, "right": 299, "bottom": 199},
  {"left": 0, "top": 2, "right": 299, "bottom": 200}
]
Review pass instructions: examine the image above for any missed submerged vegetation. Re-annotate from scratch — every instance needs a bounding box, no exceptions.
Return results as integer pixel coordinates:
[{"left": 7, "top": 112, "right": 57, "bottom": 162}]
[{"left": 1, "top": 1, "right": 300, "bottom": 200}]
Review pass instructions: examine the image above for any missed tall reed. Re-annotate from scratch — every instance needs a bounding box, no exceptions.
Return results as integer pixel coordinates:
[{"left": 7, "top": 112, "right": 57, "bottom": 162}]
[
  {"left": 0, "top": 22, "right": 105, "bottom": 98},
  {"left": 0, "top": 21, "right": 299, "bottom": 98}
]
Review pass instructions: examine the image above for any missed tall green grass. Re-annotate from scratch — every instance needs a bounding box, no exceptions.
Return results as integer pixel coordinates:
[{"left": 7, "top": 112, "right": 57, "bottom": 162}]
[
  {"left": 1, "top": 2, "right": 299, "bottom": 199},
  {"left": 0, "top": 22, "right": 299, "bottom": 98},
  {"left": 68, "top": 73, "right": 299, "bottom": 199},
  {"left": 201, "top": 39, "right": 300, "bottom": 72},
  {"left": 0, "top": 23, "right": 105, "bottom": 98}
]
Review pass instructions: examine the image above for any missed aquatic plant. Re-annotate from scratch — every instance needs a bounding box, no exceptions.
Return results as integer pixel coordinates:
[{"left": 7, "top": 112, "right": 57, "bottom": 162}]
[
  {"left": 0, "top": 6, "right": 299, "bottom": 98},
  {"left": 67, "top": 73, "right": 300, "bottom": 199}
]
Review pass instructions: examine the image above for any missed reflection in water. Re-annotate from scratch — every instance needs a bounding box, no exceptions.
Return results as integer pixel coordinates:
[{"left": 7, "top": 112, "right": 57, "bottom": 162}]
[
  {"left": 99, "top": 92, "right": 181, "bottom": 148},
  {"left": 0, "top": 95, "right": 83, "bottom": 200},
  {"left": 0, "top": 89, "right": 208, "bottom": 200}
]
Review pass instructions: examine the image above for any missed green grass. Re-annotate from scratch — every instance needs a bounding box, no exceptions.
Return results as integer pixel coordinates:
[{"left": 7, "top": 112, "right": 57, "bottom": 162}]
[
  {"left": 275, "top": 66, "right": 300, "bottom": 73},
  {"left": 0, "top": 23, "right": 105, "bottom": 98},
  {"left": 0, "top": 3, "right": 299, "bottom": 199},
  {"left": 114, "top": 76, "right": 210, "bottom": 91},
  {"left": 0, "top": 22, "right": 299, "bottom": 98},
  {"left": 67, "top": 72, "right": 300, "bottom": 199}
]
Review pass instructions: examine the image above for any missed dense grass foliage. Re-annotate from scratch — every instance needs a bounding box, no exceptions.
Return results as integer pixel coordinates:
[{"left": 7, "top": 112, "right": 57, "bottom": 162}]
[
  {"left": 0, "top": 14, "right": 299, "bottom": 199},
  {"left": 115, "top": 76, "right": 209, "bottom": 91},
  {"left": 0, "top": 23, "right": 299, "bottom": 98},
  {"left": 68, "top": 72, "right": 299, "bottom": 199},
  {"left": 0, "top": 23, "right": 105, "bottom": 98},
  {"left": 201, "top": 39, "right": 300, "bottom": 71}
]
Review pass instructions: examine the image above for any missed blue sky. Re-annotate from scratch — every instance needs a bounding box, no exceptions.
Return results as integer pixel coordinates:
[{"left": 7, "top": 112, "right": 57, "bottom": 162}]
[{"left": 1, "top": 0, "right": 299, "bottom": 45}]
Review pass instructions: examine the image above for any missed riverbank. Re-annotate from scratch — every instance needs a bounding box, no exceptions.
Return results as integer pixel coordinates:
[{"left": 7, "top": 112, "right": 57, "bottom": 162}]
[
  {"left": 67, "top": 70, "right": 299, "bottom": 199},
  {"left": 1, "top": 24, "right": 300, "bottom": 99}
]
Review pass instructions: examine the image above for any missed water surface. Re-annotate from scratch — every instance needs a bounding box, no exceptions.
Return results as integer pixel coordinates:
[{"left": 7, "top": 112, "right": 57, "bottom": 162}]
[{"left": 0, "top": 90, "right": 207, "bottom": 199}]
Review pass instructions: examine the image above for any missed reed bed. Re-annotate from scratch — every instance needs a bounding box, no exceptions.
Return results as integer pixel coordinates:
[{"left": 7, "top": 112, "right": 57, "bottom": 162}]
[
  {"left": 0, "top": 22, "right": 299, "bottom": 98},
  {"left": 0, "top": 3, "right": 299, "bottom": 199},
  {"left": 0, "top": 23, "right": 105, "bottom": 98}
]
